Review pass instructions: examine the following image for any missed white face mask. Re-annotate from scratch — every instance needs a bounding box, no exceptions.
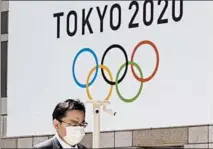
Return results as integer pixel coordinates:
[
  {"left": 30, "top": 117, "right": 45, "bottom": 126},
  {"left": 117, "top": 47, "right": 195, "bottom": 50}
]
[{"left": 63, "top": 126, "right": 85, "bottom": 146}]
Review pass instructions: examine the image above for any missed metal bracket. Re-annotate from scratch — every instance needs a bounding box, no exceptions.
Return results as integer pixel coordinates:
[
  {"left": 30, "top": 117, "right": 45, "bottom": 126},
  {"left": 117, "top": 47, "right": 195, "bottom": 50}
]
[{"left": 85, "top": 100, "right": 116, "bottom": 148}]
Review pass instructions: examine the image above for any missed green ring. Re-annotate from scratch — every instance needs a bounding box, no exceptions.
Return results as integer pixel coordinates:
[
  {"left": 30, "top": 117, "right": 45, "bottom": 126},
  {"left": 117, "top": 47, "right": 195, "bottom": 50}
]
[{"left": 115, "top": 61, "right": 143, "bottom": 103}]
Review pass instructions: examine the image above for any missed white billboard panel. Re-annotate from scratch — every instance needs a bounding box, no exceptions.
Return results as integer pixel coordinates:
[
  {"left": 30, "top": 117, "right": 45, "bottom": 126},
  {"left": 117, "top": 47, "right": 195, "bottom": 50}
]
[{"left": 8, "top": 1, "right": 213, "bottom": 136}]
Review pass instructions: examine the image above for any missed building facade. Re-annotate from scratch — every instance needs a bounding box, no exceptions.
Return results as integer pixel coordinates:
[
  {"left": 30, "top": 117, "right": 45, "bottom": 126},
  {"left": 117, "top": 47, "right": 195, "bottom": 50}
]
[{"left": 0, "top": 1, "right": 212, "bottom": 148}]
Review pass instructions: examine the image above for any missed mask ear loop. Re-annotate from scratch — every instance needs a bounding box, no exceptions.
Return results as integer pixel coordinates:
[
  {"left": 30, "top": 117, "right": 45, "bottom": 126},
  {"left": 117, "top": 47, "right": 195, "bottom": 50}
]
[{"left": 55, "top": 119, "right": 68, "bottom": 140}]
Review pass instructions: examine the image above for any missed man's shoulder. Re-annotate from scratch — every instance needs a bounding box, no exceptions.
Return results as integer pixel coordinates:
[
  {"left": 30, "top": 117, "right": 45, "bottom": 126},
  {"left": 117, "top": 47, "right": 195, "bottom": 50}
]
[
  {"left": 34, "top": 136, "right": 88, "bottom": 149},
  {"left": 34, "top": 137, "right": 54, "bottom": 149}
]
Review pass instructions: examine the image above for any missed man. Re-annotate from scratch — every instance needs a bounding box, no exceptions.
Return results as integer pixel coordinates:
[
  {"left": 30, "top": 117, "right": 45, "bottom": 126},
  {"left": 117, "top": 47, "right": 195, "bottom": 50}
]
[{"left": 34, "top": 99, "right": 88, "bottom": 149}]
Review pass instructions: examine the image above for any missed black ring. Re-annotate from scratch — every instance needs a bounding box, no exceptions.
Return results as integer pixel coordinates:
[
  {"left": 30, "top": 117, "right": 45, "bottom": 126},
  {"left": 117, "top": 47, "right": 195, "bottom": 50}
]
[{"left": 101, "top": 44, "right": 128, "bottom": 85}]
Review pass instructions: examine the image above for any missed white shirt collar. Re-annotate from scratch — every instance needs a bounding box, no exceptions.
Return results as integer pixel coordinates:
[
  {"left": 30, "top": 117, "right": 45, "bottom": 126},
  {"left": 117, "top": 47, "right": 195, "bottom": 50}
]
[{"left": 55, "top": 132, "right": 76, "bottom": 148}]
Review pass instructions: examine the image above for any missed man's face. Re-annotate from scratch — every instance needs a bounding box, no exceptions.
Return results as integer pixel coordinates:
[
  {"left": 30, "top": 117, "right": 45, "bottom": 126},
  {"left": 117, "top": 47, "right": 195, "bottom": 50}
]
[{"left": 53, "top": 110, "right": 85, "bottom": 137}]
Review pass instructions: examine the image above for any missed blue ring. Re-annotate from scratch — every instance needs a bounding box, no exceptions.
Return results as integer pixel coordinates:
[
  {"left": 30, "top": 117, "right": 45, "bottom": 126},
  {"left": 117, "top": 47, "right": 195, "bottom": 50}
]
[{"left": 72, "top": 48, "right": 99, "bottom": 88}]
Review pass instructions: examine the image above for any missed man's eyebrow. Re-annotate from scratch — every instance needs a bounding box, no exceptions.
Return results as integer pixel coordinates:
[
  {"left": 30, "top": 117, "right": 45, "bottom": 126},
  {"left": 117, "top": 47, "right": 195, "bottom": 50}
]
[{"left": 69, "top": 119, "right": 79, "bottom": 123}]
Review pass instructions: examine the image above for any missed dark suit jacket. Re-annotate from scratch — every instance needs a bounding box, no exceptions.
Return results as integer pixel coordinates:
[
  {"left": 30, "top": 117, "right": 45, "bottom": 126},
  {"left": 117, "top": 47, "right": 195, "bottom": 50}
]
[{"left": 34, "top": 136, "right": 87, "bottom": 149}]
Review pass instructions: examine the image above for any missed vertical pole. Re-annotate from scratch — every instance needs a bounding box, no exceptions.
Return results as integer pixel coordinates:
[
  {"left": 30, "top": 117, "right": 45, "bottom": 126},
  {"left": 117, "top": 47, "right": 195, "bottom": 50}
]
[
  {"left": 92, "top": 102, "right": 100, "bottom": 148},
  {"left": 0, "top": 0, "right": 2, "bottom": 147},
  {"left": 85, "top": 100, "right": 115, "bottom": 148}
]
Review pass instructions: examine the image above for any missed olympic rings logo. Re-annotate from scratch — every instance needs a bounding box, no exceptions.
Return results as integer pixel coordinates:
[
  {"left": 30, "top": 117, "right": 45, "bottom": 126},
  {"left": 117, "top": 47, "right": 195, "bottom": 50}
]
[{"left": 72, "top": 40, "right": 159, "bottom": 103}]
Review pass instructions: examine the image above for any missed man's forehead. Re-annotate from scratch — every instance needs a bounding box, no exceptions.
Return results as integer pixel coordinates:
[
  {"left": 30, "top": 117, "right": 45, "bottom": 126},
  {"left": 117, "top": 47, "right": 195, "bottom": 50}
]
[
  {"left": 64, "top": 110, "right": 85, "bottom": 122},
  {"left": 66, "top": 110, "right": 84, "bottom": 116}
]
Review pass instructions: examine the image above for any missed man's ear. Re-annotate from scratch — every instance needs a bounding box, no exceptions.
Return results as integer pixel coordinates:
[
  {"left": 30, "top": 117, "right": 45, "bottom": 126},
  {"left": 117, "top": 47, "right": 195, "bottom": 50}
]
[{"left": 53, "top": 119, "right": 60, "bottom": 130}]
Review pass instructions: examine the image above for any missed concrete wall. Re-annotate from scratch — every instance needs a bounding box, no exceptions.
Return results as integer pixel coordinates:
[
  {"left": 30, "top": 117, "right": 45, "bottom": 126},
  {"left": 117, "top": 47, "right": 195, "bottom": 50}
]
[
  {"left": 0, "top": 124, "right": 213, "bottom": 148},
  {"left": 0, "top": 1, "right": 212, "bottom": 148}
]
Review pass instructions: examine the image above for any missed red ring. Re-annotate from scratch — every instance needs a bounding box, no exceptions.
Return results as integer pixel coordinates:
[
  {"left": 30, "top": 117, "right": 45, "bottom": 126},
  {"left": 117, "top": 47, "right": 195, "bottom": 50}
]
[{"left": 130, "top": 40, "right": 160, "bottom": 82}]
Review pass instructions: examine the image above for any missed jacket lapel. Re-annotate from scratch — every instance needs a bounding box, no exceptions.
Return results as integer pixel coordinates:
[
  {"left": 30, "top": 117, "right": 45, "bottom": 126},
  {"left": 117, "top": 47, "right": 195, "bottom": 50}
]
[
  {"left": 52, "top": 136, "right": 85, "bottom": 149},
  {"left": 52, "top": 136, "right": 63, "bottom": 149}
]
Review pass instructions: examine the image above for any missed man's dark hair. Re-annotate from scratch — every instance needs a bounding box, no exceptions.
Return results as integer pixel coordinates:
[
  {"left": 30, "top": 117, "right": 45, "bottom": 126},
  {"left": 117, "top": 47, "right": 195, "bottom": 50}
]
[{"left": 52, "top": 99, "right": 85, "bottom": 121}]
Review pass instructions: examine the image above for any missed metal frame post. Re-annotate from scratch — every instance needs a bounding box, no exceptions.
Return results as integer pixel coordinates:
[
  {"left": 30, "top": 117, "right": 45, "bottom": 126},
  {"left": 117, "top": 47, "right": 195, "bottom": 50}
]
[
  {"left": 92, "top": 101, "right": 101, "bottom": 148},
  {"left": 85, "top": 100, "right": 116, "bottom": 148},
  {"left": 0, "top": 0, "right": 2, "bottom": 147}
]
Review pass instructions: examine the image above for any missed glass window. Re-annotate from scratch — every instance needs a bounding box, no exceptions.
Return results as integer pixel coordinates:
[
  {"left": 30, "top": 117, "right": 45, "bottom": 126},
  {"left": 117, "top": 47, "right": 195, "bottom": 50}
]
[
  {"left": 1, "top": 41, "right": 8, "bottom": 97},
  {"left": 1, "top": 11, "right": 8, "bottom": 34}
]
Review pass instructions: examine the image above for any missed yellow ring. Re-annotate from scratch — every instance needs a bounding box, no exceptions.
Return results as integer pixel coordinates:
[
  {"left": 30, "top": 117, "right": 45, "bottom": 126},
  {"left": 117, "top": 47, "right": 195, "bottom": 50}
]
[{"left": 86, "top": 65, "right": 113, "bottom": 101}]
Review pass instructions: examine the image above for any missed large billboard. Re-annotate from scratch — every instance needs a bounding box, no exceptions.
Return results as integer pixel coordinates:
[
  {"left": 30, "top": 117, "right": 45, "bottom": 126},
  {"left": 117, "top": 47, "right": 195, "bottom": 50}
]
[{"left": 8, "top": 1, "right": 213, "bottom": 137}]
